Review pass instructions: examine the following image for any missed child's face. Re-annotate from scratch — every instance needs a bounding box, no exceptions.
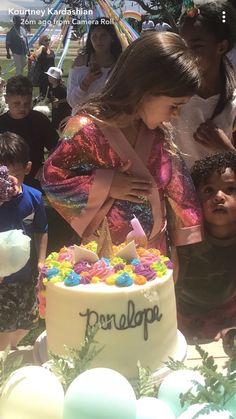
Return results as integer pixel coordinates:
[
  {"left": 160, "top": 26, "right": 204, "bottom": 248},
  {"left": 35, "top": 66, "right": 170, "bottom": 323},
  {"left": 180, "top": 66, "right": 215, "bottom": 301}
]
[
  {"left": 7, "top": 161, "right": 32, "bottom": 187},
  {"left": 179, "top": 21, "right": 228, "bottom": 77},
  {"left": 5, "top": 94, "right": 32, "bottom": 119},
  {"left": 48, "top": 75, "right": 58, "bottom": 85},
  {"left": 90, "top": 27, "right": 113, "bottom": 53},
  {"left": 137, "top": 95, "right": 191, "bottom": 129},
  {"left": 198, "top": 168, "right": 236, "bottom": 234}
]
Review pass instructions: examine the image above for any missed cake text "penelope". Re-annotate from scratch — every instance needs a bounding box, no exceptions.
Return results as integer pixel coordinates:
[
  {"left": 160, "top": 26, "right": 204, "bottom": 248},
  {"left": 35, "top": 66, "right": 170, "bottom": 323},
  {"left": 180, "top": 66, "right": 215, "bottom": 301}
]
[{"left": 79, "top": 300, "right": 163, "bottom": 340}]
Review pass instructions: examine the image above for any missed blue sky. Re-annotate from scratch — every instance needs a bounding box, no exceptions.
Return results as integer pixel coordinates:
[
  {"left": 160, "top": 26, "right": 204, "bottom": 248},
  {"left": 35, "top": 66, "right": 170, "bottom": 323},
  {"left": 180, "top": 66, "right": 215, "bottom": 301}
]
[
  {"left": 0, "top": 0, "right": 144, "bottom": 11},
  {"left": 1, "top": 0, "right": 44, "bottom": 10},
  {"left": 0, "top": 0, "right": 145, "bottom": 22}
]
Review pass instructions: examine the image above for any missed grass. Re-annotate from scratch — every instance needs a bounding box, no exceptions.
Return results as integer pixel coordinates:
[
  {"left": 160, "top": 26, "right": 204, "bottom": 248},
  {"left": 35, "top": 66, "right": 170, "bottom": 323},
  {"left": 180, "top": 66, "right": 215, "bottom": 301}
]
[{"left": 0, "top": 57, "right": 73, "bottom": 92}]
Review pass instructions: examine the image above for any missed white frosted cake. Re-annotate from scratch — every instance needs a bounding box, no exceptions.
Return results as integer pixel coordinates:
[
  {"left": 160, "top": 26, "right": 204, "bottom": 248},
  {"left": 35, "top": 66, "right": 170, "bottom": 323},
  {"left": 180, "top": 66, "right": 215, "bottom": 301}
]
[{"left": 38, "top": 241, "right": 178, "bottom": 380}]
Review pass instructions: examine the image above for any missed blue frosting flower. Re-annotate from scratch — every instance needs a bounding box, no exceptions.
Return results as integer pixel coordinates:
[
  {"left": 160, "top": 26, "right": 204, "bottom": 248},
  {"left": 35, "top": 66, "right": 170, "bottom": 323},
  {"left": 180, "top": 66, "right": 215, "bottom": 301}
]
[
  {"left": 101, "top": 257, "right": 110, "bottom": 266},
  {"left": 131, "top": 258, "right": 140, "bottom": 266},
  {"left": 64, "top": 271, "right": 81, "bottom": 287},
  {"left": 115, "top": 272, "right": 133, "bottom": 287},
  {"left": 46, "top": 267, "right": 59, "bottom": 278}
]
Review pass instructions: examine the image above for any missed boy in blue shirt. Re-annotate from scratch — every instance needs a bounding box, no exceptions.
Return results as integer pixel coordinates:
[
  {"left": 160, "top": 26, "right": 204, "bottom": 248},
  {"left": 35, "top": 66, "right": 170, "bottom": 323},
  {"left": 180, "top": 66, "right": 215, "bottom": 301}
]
[{"left": 0, "top": 131, "right": 48, "bottom": 350}]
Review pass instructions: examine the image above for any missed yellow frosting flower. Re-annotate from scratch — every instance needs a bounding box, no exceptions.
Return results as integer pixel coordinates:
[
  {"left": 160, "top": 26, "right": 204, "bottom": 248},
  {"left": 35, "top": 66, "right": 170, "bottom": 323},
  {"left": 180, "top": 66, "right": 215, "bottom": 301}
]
[
  {"left": 50, "top": 275, "right": 63, "bottom": 283},
  {"left": 110, "top": 257, "right": 124, "bottom": 265},
  {"left": 136, "top": 247, "right": 147, "bottom": 257},
  {"left": 83, "top": 241, "right": 97, "bottom": 252},
  {"left": 91, "top": 276, "right": 100, "bottom": 283},
  {"left": 148, "top": 248, "right": 161, "bottom": 256},
  {"left": 105, "top": 275, "right": 116, "bottom": 285}
]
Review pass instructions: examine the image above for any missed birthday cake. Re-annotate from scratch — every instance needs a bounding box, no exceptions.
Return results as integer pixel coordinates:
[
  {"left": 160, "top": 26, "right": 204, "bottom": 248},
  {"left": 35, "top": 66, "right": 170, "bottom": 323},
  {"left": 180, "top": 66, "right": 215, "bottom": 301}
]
[{"left": 39, "top": 238, "right": 180, "bottom": 380}]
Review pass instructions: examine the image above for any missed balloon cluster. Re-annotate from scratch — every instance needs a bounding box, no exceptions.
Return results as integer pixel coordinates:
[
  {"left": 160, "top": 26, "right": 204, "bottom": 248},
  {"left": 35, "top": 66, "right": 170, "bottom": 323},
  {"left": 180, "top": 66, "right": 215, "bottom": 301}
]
[{"left": 1, "top": 366, "right": 236, "bottom": 418}]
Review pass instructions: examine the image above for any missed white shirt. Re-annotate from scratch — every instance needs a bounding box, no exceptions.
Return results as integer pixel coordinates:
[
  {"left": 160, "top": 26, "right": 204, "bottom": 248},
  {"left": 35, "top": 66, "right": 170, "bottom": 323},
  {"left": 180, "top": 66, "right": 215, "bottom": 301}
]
[
  {"left": 155, "top": 22, "right": 171, "bottom": 32},
  {"left": 67, "top": 65, "right": 111, "bottom": 115},
  {"left": 172, "top": 92, "right": 236, "bottom": 168},
  {"left": 141, "top": 20, "right": 155, "bottom": 31}
]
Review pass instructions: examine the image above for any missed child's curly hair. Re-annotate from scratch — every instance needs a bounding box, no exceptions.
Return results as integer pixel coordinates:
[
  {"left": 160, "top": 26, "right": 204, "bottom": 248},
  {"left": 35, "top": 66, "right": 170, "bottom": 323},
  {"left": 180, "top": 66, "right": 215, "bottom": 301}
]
[{"left": 191, "top": 151, "right": 236, "bottom": 189}]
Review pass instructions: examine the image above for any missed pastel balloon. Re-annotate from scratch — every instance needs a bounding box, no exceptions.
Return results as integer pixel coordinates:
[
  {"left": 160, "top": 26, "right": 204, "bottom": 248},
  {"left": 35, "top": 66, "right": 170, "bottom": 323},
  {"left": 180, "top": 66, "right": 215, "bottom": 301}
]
[
  {"left": 136, "top": 397, "right": 175, "bottom": 419},
  {"left": 158, "top": 369, "right": 204, "bottom": 416},
  {"left": 178, "top": 403, "right": 234, "bottom": 418},
  {"left": 0, "top": 365, "right": 64, "bottom": 419},
  {"left": 223, "top": 392, "right": 236, "bottom": 416},
  {"left": 63, "top": 367, "right": 136, "bottom": 419}
]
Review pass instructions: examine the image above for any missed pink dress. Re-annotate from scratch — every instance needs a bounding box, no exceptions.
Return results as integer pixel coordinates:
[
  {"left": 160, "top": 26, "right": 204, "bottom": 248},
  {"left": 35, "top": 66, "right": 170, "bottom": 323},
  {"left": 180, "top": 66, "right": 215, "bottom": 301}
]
[{"left": 42, "top": 114, "right": 202, "bottom": 254}]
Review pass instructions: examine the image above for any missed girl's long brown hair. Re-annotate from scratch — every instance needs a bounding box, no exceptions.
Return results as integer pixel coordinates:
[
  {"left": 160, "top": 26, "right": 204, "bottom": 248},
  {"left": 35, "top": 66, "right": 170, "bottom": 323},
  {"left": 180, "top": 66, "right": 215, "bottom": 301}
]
[{"left": 79, "top": 31, "right": 200, "bottom": 126}]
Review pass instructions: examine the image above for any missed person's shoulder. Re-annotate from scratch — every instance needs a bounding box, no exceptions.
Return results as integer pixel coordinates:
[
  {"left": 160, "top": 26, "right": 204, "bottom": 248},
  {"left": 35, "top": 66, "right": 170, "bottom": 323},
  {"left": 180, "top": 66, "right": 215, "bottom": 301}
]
[
  {"left": 7, "top": 26, "right": 14, "bottom": 34},
  {"left": 30, "top": 109, "right": 51, "bottom": 123},
  {"left": 63, "top": 113, "right": 98, "bottom": 137},
  {"left": 23, "top": 184, "right": 43, "bottom": 201},
  {"left": 73, "top": 53, "right": 88, "bottom": 67}
]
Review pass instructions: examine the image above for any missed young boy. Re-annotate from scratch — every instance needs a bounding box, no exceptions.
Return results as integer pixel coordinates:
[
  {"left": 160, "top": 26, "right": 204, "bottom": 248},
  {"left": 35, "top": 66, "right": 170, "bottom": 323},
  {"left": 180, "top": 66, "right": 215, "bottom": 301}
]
[
  {"left": 0, "top": 75, "right": 59, "bottom": 190},
  {"left": 0, "top": 132, "right": 48, "bottom": 350},
  {"left": 176, "top": 151, "right": 236, "bottom": 341},
  {"left": 45, "top": 66, "right": 71, "bottom": 130}
]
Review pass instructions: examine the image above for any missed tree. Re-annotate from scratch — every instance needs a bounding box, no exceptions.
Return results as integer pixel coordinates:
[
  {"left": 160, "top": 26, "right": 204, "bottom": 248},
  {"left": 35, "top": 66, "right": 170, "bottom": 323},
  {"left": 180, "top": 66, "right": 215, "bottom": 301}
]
[
  {"left": 39, "top": 0, "right": 182, "bottom": 30},
  {"left": 111, "top": 0, "right": 182, "bottom": 31}
]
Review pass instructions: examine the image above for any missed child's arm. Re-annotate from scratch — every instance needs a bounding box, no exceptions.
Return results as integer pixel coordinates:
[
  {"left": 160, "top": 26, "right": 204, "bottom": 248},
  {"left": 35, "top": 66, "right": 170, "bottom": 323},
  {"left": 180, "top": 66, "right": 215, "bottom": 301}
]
[
  {"left": 165, "top": 151, "right": 203, "bottom": 247},
  {"left": 34, "top": 232, "right": 48, "bottom": 271}
]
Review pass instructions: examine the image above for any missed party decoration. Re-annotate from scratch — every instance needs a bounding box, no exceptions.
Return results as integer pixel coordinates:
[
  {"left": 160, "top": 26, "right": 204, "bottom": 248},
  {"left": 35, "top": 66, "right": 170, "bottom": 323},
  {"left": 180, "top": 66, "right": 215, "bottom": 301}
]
[
  {"left": 115, "top": 240, "right": 138, "bottom": 260},
  {"left": 63, "top": 367, "right": 136, "bottom": 419},
  {"left": 73, "top": 244, "right": 98, "bottom": 263},
  {"left": 158, "top": 369, "right": 205, "bottom": 416},
  {"left": 126, "top": 216, "right": 148, "bottom": 248},
  {"left": 178, "top": 403, "right": 235, "bottom": 418},
  {"left": 136, "top": 397, "right": 175, "bottom": 419},
  {"left": 0, "top": 365, "right": 64, "bottom": 419},
  {"left": 0, "top": 229, "right": 31, "bottom": 276}
]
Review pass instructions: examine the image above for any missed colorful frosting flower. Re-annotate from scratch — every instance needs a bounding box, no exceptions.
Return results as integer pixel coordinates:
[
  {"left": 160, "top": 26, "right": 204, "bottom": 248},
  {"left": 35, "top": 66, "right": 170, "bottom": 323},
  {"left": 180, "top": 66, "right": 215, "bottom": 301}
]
[
  {"left": 64, "top": 271, "right": 81, "bottom": 286},
  {"left": 133, "top": 263, "right": 156, "bottom": 281},
  {"left": 89, "top": 260, "right": 114, "bottom": 280},
  {"left": 74, "top": 261, "right": 91, "bottom": 273},
  {"left": 115, "top": 272, "right": 133, "bottom": 287}
]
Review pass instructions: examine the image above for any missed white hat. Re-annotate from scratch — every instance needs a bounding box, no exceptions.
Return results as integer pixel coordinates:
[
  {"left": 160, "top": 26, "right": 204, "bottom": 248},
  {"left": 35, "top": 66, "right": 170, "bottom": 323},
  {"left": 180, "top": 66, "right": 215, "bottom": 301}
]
[{"left": 45, "top": 67, "right": 62, "bottom": 79}]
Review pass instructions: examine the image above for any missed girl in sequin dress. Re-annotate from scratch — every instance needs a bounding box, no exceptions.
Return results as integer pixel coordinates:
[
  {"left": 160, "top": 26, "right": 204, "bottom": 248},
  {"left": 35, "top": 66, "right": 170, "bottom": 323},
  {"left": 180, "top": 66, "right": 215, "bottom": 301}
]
[{"left": 42, "top": 32, "right": 203, "bottom": 261}]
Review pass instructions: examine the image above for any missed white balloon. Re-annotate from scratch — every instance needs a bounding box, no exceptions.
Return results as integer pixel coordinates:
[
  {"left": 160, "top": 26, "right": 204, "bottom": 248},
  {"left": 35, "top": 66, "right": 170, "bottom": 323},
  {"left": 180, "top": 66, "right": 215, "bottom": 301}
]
[
  {"left": 0, "top": 366, "right": 64, "bottom": 419},
  {"left": 178, "top": 403, "right": 235, "bottom": 418},
  {"left": 136, "top": 397, "right": 176, "bottom": 419},
  {"left": 63, "top": 367, "right": 137, "bottom": 419},
  {"left": 158, "top": 369, "right": 205, "bottom": 416}
]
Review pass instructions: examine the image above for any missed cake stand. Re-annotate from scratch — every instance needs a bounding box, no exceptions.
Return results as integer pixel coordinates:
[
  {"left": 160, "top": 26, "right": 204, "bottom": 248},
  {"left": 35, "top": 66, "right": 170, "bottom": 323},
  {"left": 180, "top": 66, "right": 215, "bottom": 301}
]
[{"left": 33, "top": 329, "right": 187, "bottom": 385}]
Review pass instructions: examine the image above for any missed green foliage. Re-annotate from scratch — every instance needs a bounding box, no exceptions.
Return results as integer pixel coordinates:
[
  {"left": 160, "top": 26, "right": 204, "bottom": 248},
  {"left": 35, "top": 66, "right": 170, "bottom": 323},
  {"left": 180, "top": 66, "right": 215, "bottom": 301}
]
[
  {"left": 165, "top": 356, "right": 188, "bottom": 371},
  {"left": 49, "top": 323, "right": 104, "bottom": 391},
  {"left": 136, "top": 361, "right": 158, "bottom": 399},
  {"left": 0, "top": 346, "right": 24, "bottom": 396},
  {"left": 191, "top": 404, "right": 235, "bottom": 419},
  {"left": 167, "top": 343, "right": 236, "bottom": 410}
]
